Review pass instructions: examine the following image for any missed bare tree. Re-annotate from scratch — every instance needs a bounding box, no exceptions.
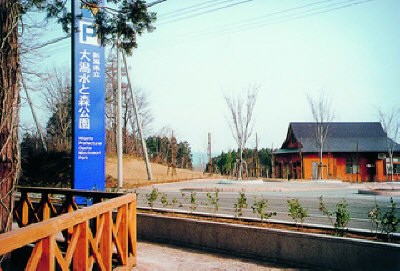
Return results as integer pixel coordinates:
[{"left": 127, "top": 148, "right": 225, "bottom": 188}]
[
  {"left": 224, "top": 85, "right": 259, "bottom": 180},
  {"left": 105, "top": 49, "right": 152, "bottom": 156},
  {"left": 307, "top": 92, "right": 334, "bottom": 179},
  {"left": 20, "top": 14, "right": 69, "bottom": 152},
  {"left": 42, "top": 69, "right": 72, "bottom": 151},
  {"left": 379, "top": 109, "right": 399, "bottom": 181}
]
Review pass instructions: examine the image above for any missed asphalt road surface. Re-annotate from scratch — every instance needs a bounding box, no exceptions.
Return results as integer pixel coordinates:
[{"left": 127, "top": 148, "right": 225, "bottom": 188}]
[{"left": 135, "top": 179, "right": 400, "bottom": 233}]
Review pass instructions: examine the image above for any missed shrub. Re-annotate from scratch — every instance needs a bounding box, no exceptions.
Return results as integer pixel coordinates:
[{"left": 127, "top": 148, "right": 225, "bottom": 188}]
[
  {"left": 234, "top": 191, "right": 248, "bottom": 218},
  {"left": 368, "top": 198, "right": 399, "bottom": 242},
  {"left": 287, "top": 198, "right": 308, "bottom": 228},
  {"left": 160, "top": 193, "right": 169, "bottom": 207},
  {"left": 319, "top": 196, "right": 350, "bottom": 236},
  {"left": 206, "top": 190, "right": 220, "bottom": 212},
  {"left": 189, "top": 192, "right": 198, "bottom": 213},
  {"left": 146, "top": 188, "right": 159, "bottom": 209},
  {"left": 251, "top": 197, "right": 276, "bottom": 223}
]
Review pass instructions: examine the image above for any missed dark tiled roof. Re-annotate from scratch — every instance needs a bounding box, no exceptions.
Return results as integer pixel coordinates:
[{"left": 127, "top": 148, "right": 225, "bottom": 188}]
[
  {"left": 291, "top": 122, "right": 387, "bottom": 138},
  {"left": 277, "top": 122, "right": 400, "bottom": 153}
]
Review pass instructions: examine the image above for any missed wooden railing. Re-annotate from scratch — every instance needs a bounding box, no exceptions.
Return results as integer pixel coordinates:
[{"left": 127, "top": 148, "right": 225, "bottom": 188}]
[
  {"left": 1, "top": 187, "right": 136, "bottom": 270},
  {"left": 13, "top": 187, "right": 125, "bottom": 227}
]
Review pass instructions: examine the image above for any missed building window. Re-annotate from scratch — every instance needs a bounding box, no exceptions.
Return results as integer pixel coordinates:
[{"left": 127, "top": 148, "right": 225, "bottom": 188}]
[
  {"left": 386, "top": 158, "right": 400, "bottom": 174},
  {"left": 395, "top": 164, "right": 400, "bottom": 174},
  {"left": 346, "top": 158, "right": 359, "bottom": 174}
]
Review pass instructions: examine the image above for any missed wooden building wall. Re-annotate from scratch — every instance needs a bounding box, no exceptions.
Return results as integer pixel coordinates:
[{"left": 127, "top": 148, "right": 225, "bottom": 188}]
[{"left": 275, "top": 152, "right": 400, "bottom": 182}]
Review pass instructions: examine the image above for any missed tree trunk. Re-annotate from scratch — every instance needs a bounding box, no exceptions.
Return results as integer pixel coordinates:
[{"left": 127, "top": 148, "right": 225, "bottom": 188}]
[
  {"left": 319, "top": 129, "right": 323, "bottom": 180},
  {"left": 389, "top": 152, "right": 394, "bottom": 182},
  {"left": 238, "top": 148, "right": 243, "bottom": 180},
  {"left": 0, "top": 0, "right": 20, "bottom": 237}
]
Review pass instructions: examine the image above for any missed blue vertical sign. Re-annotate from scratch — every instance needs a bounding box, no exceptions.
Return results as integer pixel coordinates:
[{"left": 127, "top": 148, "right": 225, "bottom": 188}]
[{"left": 73, "top": 0, "right": 105, "bottom": 193}]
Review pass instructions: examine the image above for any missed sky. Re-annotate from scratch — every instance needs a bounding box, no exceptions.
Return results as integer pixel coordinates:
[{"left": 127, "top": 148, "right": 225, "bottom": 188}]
[{"left": 20, "top": 0, "right": 400, "bottom": 156}]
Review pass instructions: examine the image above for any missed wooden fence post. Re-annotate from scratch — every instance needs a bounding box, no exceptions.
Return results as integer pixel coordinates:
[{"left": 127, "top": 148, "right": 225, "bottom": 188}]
[
  {"left": 74, "top": 221, "right": 89, "bottom": 270},
  {"left": 100, "top": 211, "right": 112, "bottom": 270},
  {"left": 37, "top": 235, "right": 55, "bottom": 270},
  {"left": 119, "top": 204, "right": 128, "bottom": 265}
]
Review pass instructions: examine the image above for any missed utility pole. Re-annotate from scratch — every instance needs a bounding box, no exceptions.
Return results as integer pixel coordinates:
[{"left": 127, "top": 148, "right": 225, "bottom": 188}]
[
  {"left": 122, "top": 52, "right": 153, "bottom": 180},
  {"left": 255, "top": 133, "right": 259, "bottom": 178},
  {"left": 117, "top": 41, "right": 123, "bottom": 188},
  {"left": 114, "top": 0, "right": 165, "bottom": 186},
  {"left": 208, "top": 132, "right": 212, "bottom": 175},
  {"left": 271, "top": 143, "right": 274, "bottom": 179},
  {"left": 167, "top": 130, "right": 177, "bottom": 176},
  {"left": 20, "top": 73, "right": 47, "bottom": 152}
]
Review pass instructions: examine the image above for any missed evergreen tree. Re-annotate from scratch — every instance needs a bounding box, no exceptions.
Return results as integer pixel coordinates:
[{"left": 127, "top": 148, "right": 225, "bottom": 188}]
[{"left": 212, "top": 148, "right": 271, "bottom": 177}]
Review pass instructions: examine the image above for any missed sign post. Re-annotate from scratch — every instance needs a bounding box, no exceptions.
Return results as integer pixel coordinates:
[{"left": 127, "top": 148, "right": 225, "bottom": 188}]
[{"left": 72, "top": 0, "right": 105, "bottom": 196}]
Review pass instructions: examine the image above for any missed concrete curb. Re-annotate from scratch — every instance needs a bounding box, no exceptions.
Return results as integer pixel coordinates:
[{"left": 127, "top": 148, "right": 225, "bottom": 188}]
[{"left": 137, "top": 213, "right": 400, "bottom": 271}]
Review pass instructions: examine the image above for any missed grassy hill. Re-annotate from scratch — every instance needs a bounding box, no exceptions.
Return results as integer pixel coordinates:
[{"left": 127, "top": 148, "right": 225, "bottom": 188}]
[{"left": 106, "top": 156, "right": 212, "bottom": 188}]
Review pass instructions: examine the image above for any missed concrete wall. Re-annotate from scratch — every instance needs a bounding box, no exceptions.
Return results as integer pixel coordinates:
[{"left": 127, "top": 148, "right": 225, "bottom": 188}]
[{"left": 138, "top": 213, "right": 400, "bottom": 271}]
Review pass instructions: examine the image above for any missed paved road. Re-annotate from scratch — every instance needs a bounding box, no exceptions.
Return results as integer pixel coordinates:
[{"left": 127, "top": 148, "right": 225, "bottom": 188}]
[{"left": 135, "top": 179, "right": 400, "bottom": 232}]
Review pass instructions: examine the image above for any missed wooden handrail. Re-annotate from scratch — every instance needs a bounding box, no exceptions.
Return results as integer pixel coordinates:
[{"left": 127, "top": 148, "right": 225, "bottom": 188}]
[
  {"left": 2, "top": 192, "right": 137, "bottom": 270},
  {"left": 16, "top": 186, "right": 125, "bottom": 200},
  {"left": 13, "top": 187, "right": 126, "bottom": 228}
]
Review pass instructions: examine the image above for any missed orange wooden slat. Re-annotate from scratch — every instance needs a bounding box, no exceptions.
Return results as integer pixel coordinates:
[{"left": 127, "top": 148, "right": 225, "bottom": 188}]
[
  {"left": 54, "top": 244, "right": 69, "bottom": 271},
  {"left": 119, "top": 204, "right": 128, "bottom": 265},
  {"left": 88, "top": 230, "right": 106, "bottom": 271},
  {"left": 129, "top": 200, "right": 137, "bottom": 262},
  {"left": 65, "top": 225, "right": 81, "bottom": 265},
  {"left": 21, "top": 196, "right": 29, "bottom": 226},
  {"left": 114, "top": 207, "right": 122, "bottom": 233},
  {"left": 25, "top": 240, "right": 43, "bottom": 271},
  {"left": 73, "top": 221, "right": 88, "bottom": 271},
  {"left": 37, "top": 235, "right": 55, "bottom": 270},
  {"left": 100, "top": 211, "right": 112, "bottom": 271},
  {"left": 112, "top": 224, "right": 124, "bottom": 265},
  {"left": 95, "top": 215, "right": 105, "bottom": 247}
]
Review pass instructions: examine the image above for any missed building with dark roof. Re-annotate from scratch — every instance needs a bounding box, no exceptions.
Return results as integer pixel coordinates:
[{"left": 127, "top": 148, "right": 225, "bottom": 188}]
[{"left": 273, "top": 122, "right": 400, "bottom": 182}]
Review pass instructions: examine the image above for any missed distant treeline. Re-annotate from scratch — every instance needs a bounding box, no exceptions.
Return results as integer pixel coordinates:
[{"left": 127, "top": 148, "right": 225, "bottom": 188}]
[
  {"left": 146, "top": 136, "right": 193, "bottom": 169},
  {"left": 207, "top": 148, "right": 272, "bottom": 178}
]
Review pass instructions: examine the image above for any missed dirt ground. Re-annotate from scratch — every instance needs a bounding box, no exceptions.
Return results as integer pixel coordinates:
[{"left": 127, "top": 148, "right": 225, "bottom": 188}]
[
  {"left": 133, "top": 241, "right": 303, "bottom": 271},
  {"left": 106, "top": 156, "right": 220, "bottom": 188}
]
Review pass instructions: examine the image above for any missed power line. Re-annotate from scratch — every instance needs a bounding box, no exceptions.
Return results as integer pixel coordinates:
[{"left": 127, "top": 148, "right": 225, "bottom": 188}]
[
  {"left": 151, "top": 0, "right": 336, "bottom": 43},
  {"left": 189, "top": 0, "right": 370, "bottom": 39},
  {"left": 212, "top": 0, "right": 335, "bottom": 27},
  {"left": 207, "top": 0, "right": 374, "bottom": 38},
  {"left": 141, "top": 0, "right": 374, "bottom": 49},
  {"left": 157, "top": 0, "right": 233, "bottom": 19},
  {"left": 158, "top": 0, "right": 254, "bottom": 25}
]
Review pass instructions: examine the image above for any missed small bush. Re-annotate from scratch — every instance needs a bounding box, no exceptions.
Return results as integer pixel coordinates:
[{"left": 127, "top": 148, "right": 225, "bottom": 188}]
[
  {"left": 160, "top": 193, "right": 169, "bottom": 207},
  {"left": 287, "top": 198, "right": 308, "bottom": 228},
  {"left": 146, "top": 188, "right": 159, "bottom": 209},
  {"left": 369, "top": 197, "right": 399, "bottom": 242},
  {"left": 319, "top": 196, "right": 350, "bottom": 237},
  {"left": 206, "top": 190, "right": 220, "bottom": 212},
  {"left": 251, "top": 197, "right": 276, "bottom": 223},
  {"left": 189, "top": 192, "right": 198, "bottom": 213},
  {"left": 234, "top": 191, "right": 248, "bottom": 218}
]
